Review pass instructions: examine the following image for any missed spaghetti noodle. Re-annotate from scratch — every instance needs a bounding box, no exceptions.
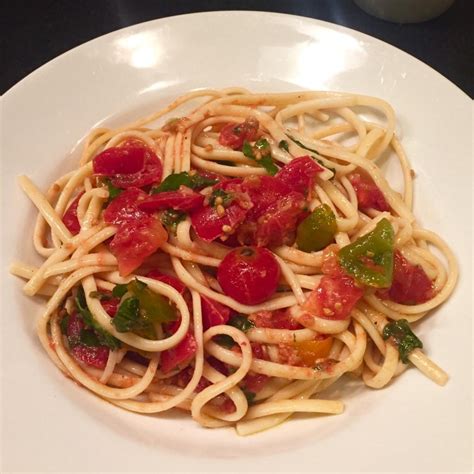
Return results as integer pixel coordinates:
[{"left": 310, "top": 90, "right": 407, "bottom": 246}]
[{"left": 10, "top": 88, "right": 457, "bottom": 435}]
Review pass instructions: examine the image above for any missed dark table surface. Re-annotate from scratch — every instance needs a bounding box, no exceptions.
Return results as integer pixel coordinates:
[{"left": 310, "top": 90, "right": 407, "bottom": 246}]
[{"left": 3, "top": 0, "right": 473, "bottom": 97}]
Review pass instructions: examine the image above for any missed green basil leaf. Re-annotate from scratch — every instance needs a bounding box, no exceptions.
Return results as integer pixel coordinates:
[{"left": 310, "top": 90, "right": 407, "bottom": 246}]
[
  {"left": 242, "top": 139, "right": 278, "bottom": 176},
  {"left": 242, "top": 388, "right": 256, "bottom": 405},
  {"left": 112, "top": 284, "right": 128, "bottom": 298},
  {"left": 79, "top": 329, "right": 102, "bottom": 347},
  {"left": 161, "top": 209, "right": 187, "bottom": 234},
  {"left": 287, "top": 136, "right": 336, "bottom": 177},
  {"left": 209, "top": 189, "right": 233, "bottom": 208},
  {"left": 278, "top": 140, "right": 289, "bottom": 152},
  {"left": 382, "top": 319, "right": 423, "bottom": 364},
  {"left": 214, "top": 334, "right": 235, "bottom": 349},
  {"left": 89, "top": 291, "right": 113, "bottom": 301},
  {"left": 228, "top": 314, "right": 255, "bottom": 332},
  {"left": 75, "top": 287, "right": 122, "bottom": 350},
  {"left": 151, "top": 171, "right": 217, "bottom": 193},
  {"left": 103, "top": 178, "right": 123, "bottom": 203},
  {"left": 60, "top": 314, "right": 70, "bottom": 335},
  {"left": 112, "top": 297, "right": 140, "bottom": 333},
  {"left": 259, "top": 155, "right": 279, "bottom": 176}
]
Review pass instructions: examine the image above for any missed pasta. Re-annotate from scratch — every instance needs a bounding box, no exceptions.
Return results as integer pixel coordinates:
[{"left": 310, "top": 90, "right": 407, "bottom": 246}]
[{"left": 10, "top": 88, "right": 457, "bottom": 435}]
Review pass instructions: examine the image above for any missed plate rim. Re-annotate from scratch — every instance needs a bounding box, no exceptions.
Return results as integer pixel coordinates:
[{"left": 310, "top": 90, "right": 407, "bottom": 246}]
[{"left": 3, "top": 10, "right": 471, "bottom": 102}]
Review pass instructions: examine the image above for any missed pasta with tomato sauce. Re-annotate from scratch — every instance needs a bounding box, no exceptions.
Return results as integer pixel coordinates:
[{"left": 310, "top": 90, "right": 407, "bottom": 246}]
[{"left": 11, "top": 88, "right": 458, "bottom": 435}]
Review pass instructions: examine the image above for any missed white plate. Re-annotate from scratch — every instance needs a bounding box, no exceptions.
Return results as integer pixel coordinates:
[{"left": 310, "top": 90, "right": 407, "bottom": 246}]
[{"left": 2, "top": 11, "right": 472, "bottom": 473}]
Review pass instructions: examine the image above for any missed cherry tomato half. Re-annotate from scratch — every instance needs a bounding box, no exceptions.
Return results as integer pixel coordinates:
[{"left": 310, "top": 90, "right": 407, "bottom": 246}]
[{"left": 217, "top": 246, "right": 280, "bottom": 305}]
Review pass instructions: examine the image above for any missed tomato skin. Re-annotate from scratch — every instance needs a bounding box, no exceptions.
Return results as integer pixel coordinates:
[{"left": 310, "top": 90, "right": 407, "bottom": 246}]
[
  {"left": 217, "top": 246, "right": 281, "bottom": 305},
  {"left": 191, "top": 202, "right": 247, "bottom": 242},
  {"left": 304, "top": 275, "right": 363, "bottom": 320},
  {"left": 252, "top": 191, "right": 306, "bottom": 247},
  {"left": 109, "top": 216, "right": 168, "bottom": 276},
  {"left": 101, "top": 297, "right": 120, "bottom": 317},
  {"left": 201, "top": 295, "right": 232, "bottom": 330},
  {"left": 243, "top": 372, "right": 268, "bottom": 393},
  {"left": 321, "top": 244, "right": 345, "bottom": 277},
  {"left": 138, "top": 190, "right": 204, "bottom": 212},
  {"left": 103, "top": 187, "right": 148, "bottom": 225},
  {"left": 250, "top": 342, "right": 268, "bottom": 360},
  {"left": 275, "top": 156, "right": 323, "bottom": 195},
  {"left": 93, "top": 144, "right": 162, "bottom": 189},
  {"left": 348, "top": 171, "right": 389, "bottom": 212},
  {"left": 218, "top": 117, "right": 259, "bottom": 150},
  {"left": 93, "top": 146, "right": 145, "bottom": 175},
  {"left": 235, "top": 175, "right": 306, "bottom": 247},
  {"left": 71, "top": 345, "right": 109, "bottom": 369},
  {"left": 62, "top": 192, "right": 84, "bottom": 235},
  {"left": 243, "top": 175, "right": 291, "bottom": 220},
  {"left": 249, "top": 309, "right": 301, "bottom": 329},
  {"left": 382, "top": 250, "right": 434, "bottom": 304},
  {"left": 160, "top": 333, "right": 197, "bottom": 374},
  {"left": 66, "top": 312, "right": 109, "bottom": 369}
]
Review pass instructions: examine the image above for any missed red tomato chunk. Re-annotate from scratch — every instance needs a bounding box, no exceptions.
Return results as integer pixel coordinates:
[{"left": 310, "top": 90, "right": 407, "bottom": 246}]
[
  {"left": 93, "top": 143, "right": 162, "bottom": 189},
  {"left": 275, "top": 156, "right": 322, "bottom": 196},
  {"left": 138, "top": 190, "right": 204, "bottom": 212},
  {"left": 201, "top": 295, "right": 232, "bottom": 330},
  {"left": 103, "top": 187, "right": 148, "bottom": 225},
  {"left": 304, "top": 275, "right": 363, "bottom": 320},
  {"left": 249, "top": 309, "right": 301, "bottom": 329},
  {"left": 218, "top": 117, "right": 259, "bottom": 150},
  {"left": 160, "top": 333, "right": 197, "bottom": 374},
  {"left": 62, "top": 192, "right": 84, "bottom": 235},
  {"left": 348, "top": 171, "right": 389, "bottom": 212},
  {"left": 217, "top": 246, "right": 280, "bottom": 305},
  {"left": 382, "top": 250, "right": 434, "bottom": 304},
  {"left": 109, "top": 216, "right": 167, "bottom": 276},
  {"left": 66, "top": 312, "right": 109, "bottom": 369}
]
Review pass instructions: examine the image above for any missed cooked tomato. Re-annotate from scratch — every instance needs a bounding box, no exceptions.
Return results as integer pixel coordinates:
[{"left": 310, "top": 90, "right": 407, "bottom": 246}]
[
  {"left": 93, "top": 145, "right": 145, "bottom": 174},
  {"left": 383, "top": 250, "right": 434, "bottom": 304},
  {"left": 191, "top": 202, "right": 247, "bottom": 242},
  {"left": 138, "top": 189, "right": 204, "bottom": 212},
  {"left": 321, "top": 244, "right": 345, "bottom": 277},
  {"left": 236, "top": 175, "right": 306, "bottom": 246},
  {"left": 291, "top": 337, "right": 333, "bottom": 367},
  {"left": 276, "top": 156, "right": 323, "bottom": 195},
  {"left": 348, "top": 171, "right": 389, "bottom": 212},
  {"left": 71, "top": 345, "right": 109, "bottom": 369},
  {"left": 217, "top": 246, "right": 280, "bottom": 305},
  {"left": 242, "top": 372, "right": 268, "bottom": 393},
  {"left": 160, "top": 333, "right": 197, "bottom": 374},
  {"left": 218, "top": 117, "right": 259, "bottom": 150},
  {"left": 100, "top": 297, "right": 120, "bottom": 317},
  {"left": 303, "top": 275, "right": 363, "bottom": 320},
  {"left": 249, "top": 309, "right": 301, "bottom": 329},
  {"left": 66, "top": 312, "right": 109, "bottom": 369},
  {"left": 252, "top": 191, "right": 306, "bottom": 247},
  {"left": 62, "top": 192, "right": 84, "bottom": 235},
  {"left": 103, "top": 187, "right": 148, "bottom": 225},
  {"left": 250, "top": 342, "right": 268, "bottom": 360},
  {"left": 243, "top": 175, "right": 291, "bottom": 220},
  {"left": 201, "top": 295, "right": 232, "bottom": 330},
  {"left": 93, "top": 143, "right": 162, "bottom": 189},
  {"left": 109, "top": 216, "right": 168, "bottom": 276},
  {"left": 207, "top": 356, "right": 229, "bottom": 375}
]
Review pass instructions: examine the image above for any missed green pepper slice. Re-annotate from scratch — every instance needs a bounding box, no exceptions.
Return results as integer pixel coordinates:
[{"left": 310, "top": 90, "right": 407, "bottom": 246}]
[
  {"left": 127, "top": 279, "right": 176, "bottom": 324},
  {"left": 296, "top": 204, "right": 336, "bottom": 252},
  {"left": 338, "top": 218, "right": 394, "bottom": 288}
]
